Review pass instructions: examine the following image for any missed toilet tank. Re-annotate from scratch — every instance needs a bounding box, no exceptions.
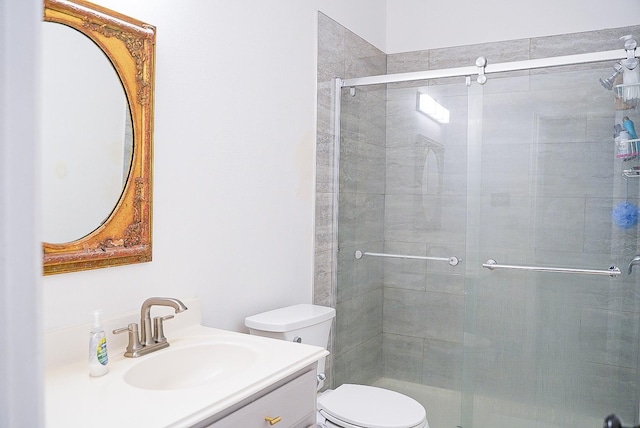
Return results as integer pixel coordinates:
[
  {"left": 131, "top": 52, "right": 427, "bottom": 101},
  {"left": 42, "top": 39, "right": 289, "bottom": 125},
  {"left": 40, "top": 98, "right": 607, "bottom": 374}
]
[{"left": 245, "top": 304, "right": 335, "bottom": 348}]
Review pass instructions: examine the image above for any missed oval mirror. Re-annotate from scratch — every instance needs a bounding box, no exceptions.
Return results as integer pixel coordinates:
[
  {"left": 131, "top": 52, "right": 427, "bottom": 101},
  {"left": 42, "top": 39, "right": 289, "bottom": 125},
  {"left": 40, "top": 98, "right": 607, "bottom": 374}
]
[
  {"left": 42, "top": 0, "right": 155, "bottom": 275},
  {"left": 41, "top": 22, "right": 133, "bottom": 243}
]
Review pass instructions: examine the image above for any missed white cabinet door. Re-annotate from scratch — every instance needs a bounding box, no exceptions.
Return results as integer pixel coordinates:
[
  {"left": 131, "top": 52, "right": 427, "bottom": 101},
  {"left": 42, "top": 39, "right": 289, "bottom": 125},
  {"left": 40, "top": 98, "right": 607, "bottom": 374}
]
[{"left": 207, "top": 369, "right": 317, "bottom": 428}]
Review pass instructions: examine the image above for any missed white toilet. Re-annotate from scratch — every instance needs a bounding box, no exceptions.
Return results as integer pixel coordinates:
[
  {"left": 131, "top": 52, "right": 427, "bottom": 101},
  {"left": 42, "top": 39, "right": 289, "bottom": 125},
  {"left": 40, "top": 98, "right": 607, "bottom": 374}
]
[{"left": 245, "top": 304, "right": 429, "bottom": 428}]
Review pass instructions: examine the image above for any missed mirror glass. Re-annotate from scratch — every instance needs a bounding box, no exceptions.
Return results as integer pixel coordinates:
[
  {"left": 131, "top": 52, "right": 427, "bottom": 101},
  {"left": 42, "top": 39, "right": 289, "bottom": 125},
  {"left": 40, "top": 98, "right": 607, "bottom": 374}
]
[{"left": 41, "top": 22, "right": 133, "bottom": 243}]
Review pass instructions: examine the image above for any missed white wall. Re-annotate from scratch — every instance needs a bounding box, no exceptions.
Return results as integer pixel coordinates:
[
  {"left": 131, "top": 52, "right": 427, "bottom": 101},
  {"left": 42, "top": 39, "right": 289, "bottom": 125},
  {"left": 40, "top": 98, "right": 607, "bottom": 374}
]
[
  {"left": 386, "top": 0, "right": 640, "bottom": 53},
  {"left": 42, "top": 0, "right": 386, "bottom": 332}
]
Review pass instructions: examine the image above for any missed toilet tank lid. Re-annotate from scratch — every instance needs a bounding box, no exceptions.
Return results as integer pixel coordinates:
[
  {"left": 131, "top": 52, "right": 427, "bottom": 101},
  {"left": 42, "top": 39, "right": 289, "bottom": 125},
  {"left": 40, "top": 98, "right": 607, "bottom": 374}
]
[{"left": 245, "top": 304, "right": 335, "bottom": 332}]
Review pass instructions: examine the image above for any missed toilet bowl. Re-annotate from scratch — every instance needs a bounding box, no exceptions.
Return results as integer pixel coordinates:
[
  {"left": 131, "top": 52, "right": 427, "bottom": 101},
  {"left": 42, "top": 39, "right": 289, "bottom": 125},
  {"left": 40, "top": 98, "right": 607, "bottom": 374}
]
[
  {"left": 245, "top": 304, "right": 429, "bottom": 428},
  {"left": 318, "top": 384, "right": 427, "bottom": 428}
]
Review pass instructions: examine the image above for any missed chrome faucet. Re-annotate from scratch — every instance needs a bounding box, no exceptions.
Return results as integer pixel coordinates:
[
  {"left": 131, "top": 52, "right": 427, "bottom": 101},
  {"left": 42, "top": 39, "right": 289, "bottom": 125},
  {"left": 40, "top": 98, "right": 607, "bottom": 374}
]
[
  {"left": 140, "top": 297, "right": 188, "bottom": 346},
  {"left": 628, "top": 255, "right": 640, "bottom": 274},
  {"left": 113, "top": 297, "right": 188, "bottom": 358}
]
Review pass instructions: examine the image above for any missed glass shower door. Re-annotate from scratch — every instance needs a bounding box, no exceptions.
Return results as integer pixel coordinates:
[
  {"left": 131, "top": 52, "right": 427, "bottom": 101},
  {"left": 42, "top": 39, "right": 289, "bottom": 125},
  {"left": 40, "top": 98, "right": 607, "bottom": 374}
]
[{"left": 462, "top": 64, "right": 640, "bottom": 427}]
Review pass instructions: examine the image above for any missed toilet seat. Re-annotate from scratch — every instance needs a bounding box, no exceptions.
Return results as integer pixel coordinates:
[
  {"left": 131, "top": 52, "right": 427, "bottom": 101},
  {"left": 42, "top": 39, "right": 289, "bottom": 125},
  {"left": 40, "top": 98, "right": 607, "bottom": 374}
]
[{"left": 317, "top": 384, "right": 428, "bottom": 428}]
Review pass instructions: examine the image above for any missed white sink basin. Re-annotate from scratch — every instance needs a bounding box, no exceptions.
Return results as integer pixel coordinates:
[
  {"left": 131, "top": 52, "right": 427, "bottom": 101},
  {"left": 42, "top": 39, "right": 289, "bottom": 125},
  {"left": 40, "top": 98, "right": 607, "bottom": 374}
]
[{"left": 124, "top": 342, "right": 259, "bottom": 390}]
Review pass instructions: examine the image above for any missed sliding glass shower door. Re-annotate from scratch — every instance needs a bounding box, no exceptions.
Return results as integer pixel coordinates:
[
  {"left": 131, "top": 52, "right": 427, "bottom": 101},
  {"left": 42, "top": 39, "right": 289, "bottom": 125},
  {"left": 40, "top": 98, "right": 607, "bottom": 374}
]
[
  {"left": 461, "top": 63, "right": 640, "bottom": 427},
  {"left": 335, "top": 77, "right": 472, "bottom": 428},
  {"left": 332, "top": 57, "right": 640, "bottom": 428}
]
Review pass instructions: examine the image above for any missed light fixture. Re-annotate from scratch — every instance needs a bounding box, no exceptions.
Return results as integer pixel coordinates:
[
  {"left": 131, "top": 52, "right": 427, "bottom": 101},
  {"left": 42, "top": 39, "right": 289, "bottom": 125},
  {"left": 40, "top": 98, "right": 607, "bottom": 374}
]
[{"left": 417, "top": 93, "right": 450, "bottom": 124}]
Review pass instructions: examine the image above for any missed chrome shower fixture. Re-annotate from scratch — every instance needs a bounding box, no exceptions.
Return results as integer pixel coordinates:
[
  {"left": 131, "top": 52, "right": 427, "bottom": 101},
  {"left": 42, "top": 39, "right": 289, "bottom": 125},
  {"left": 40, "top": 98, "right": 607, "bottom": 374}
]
[{"left": 600, "top": 62, "right": 624, "bottom": 90}]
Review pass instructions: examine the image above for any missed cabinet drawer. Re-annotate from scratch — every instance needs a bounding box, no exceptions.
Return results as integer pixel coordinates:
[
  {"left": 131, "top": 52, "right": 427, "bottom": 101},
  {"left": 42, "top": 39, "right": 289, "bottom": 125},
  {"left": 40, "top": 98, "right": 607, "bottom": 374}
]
[{"left": 208, "top": 369, "right": 317, "bottom": 428}]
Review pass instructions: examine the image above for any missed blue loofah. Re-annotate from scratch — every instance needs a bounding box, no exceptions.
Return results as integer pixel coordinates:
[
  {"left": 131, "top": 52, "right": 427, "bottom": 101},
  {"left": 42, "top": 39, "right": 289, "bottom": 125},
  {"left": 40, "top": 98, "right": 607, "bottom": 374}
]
[{"left": 613, "top": 201, "right": 639, "bottom": 229}]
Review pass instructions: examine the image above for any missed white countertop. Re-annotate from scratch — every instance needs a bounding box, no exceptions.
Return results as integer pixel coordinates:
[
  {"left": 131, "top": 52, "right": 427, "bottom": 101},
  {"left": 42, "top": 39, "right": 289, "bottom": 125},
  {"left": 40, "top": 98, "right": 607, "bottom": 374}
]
[{"left": 44, "top": 299, "right": 327, "bottom": 428}]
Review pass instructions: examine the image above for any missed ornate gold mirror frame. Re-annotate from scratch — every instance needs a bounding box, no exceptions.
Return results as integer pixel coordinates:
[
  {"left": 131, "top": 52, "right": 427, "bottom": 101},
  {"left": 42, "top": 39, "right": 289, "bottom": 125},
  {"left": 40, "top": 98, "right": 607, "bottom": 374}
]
[{"left": 43, "top": 0, "right": 155, "bottom": 275}]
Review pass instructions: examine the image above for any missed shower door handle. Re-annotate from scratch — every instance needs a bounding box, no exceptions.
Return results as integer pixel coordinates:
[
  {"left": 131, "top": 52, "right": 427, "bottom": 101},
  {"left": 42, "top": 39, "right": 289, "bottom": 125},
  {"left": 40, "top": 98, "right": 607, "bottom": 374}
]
[
  {"left": 355, "top": 250, "right": 461, "bottom": 266},
  {"left": 482, "top": 259, "right": 621, "bottom": 277}
]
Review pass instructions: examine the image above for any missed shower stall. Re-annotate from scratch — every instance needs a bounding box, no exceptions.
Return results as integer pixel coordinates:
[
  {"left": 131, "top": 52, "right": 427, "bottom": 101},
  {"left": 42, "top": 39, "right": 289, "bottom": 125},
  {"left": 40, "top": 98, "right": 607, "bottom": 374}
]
[{"left": 315, "top": 17, "right": 640, "bottom": 428}]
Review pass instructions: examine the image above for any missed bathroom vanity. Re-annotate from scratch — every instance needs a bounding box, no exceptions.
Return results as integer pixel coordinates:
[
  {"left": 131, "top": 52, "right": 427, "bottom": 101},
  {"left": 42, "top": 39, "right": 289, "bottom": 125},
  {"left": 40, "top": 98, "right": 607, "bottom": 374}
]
[{"left": 44, "top": 298, "right": 327, "bottom": 427}]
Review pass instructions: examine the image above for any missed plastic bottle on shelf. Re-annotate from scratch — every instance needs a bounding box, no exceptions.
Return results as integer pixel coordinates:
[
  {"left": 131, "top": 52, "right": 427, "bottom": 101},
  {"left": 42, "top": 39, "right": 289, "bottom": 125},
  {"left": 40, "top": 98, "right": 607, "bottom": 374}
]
[{"left": 623, "top": 117, "right": 638, "bottom": 140}]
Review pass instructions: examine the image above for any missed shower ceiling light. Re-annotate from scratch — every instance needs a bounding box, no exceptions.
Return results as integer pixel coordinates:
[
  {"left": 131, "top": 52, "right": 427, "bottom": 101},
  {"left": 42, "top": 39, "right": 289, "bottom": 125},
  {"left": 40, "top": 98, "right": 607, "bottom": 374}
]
[{"left": 418, "top": 93, "right": 450, "bottom": 124}]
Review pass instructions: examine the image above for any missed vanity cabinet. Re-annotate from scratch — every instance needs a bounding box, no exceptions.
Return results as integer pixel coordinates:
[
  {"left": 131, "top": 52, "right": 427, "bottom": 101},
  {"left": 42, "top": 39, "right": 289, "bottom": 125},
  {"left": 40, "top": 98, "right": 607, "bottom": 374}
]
[
  {"left": 45, "top": 301, "right": 328, "bottom": 428},
  {"left": 203, "top": 368, "right": 318, "bottom": 428}
]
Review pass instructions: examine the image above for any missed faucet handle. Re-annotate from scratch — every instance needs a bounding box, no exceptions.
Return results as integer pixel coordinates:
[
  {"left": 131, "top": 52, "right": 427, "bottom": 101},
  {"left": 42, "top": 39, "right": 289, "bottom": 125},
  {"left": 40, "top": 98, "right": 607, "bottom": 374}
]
[
  {"left": 153, "top": 315, "right": 174, "bottom": 344},
  {"left": 113, "top": 323, "right": 143, "bottom": 357}
]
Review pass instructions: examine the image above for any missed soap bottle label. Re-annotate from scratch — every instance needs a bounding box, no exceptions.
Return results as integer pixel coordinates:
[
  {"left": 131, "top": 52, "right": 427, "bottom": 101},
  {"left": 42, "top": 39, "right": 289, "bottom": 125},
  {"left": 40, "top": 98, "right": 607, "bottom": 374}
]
[{"left": 96, "top": 337, "right": 108, "bottom": 365}]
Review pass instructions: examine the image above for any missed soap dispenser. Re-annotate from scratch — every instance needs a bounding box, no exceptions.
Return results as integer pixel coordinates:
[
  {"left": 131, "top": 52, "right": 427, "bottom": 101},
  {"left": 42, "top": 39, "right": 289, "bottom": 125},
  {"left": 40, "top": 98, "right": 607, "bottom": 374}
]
[{"left": 88, "top": 310, "right": 109, "bottom": 377}]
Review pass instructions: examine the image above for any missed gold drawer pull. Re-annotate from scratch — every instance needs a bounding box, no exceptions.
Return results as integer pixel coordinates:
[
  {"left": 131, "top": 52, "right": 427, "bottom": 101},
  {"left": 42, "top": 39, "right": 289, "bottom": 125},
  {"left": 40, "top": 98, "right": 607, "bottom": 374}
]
[{"left": 265, "top": 416, "right": 282, "bottom": 425}]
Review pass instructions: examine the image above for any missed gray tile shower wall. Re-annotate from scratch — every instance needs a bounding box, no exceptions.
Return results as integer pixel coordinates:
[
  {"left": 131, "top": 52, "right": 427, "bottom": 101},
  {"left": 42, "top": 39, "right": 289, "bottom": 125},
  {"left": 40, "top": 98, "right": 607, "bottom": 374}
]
[{"left": 315, "top": 12, "right": 387, "bottom": 388}]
